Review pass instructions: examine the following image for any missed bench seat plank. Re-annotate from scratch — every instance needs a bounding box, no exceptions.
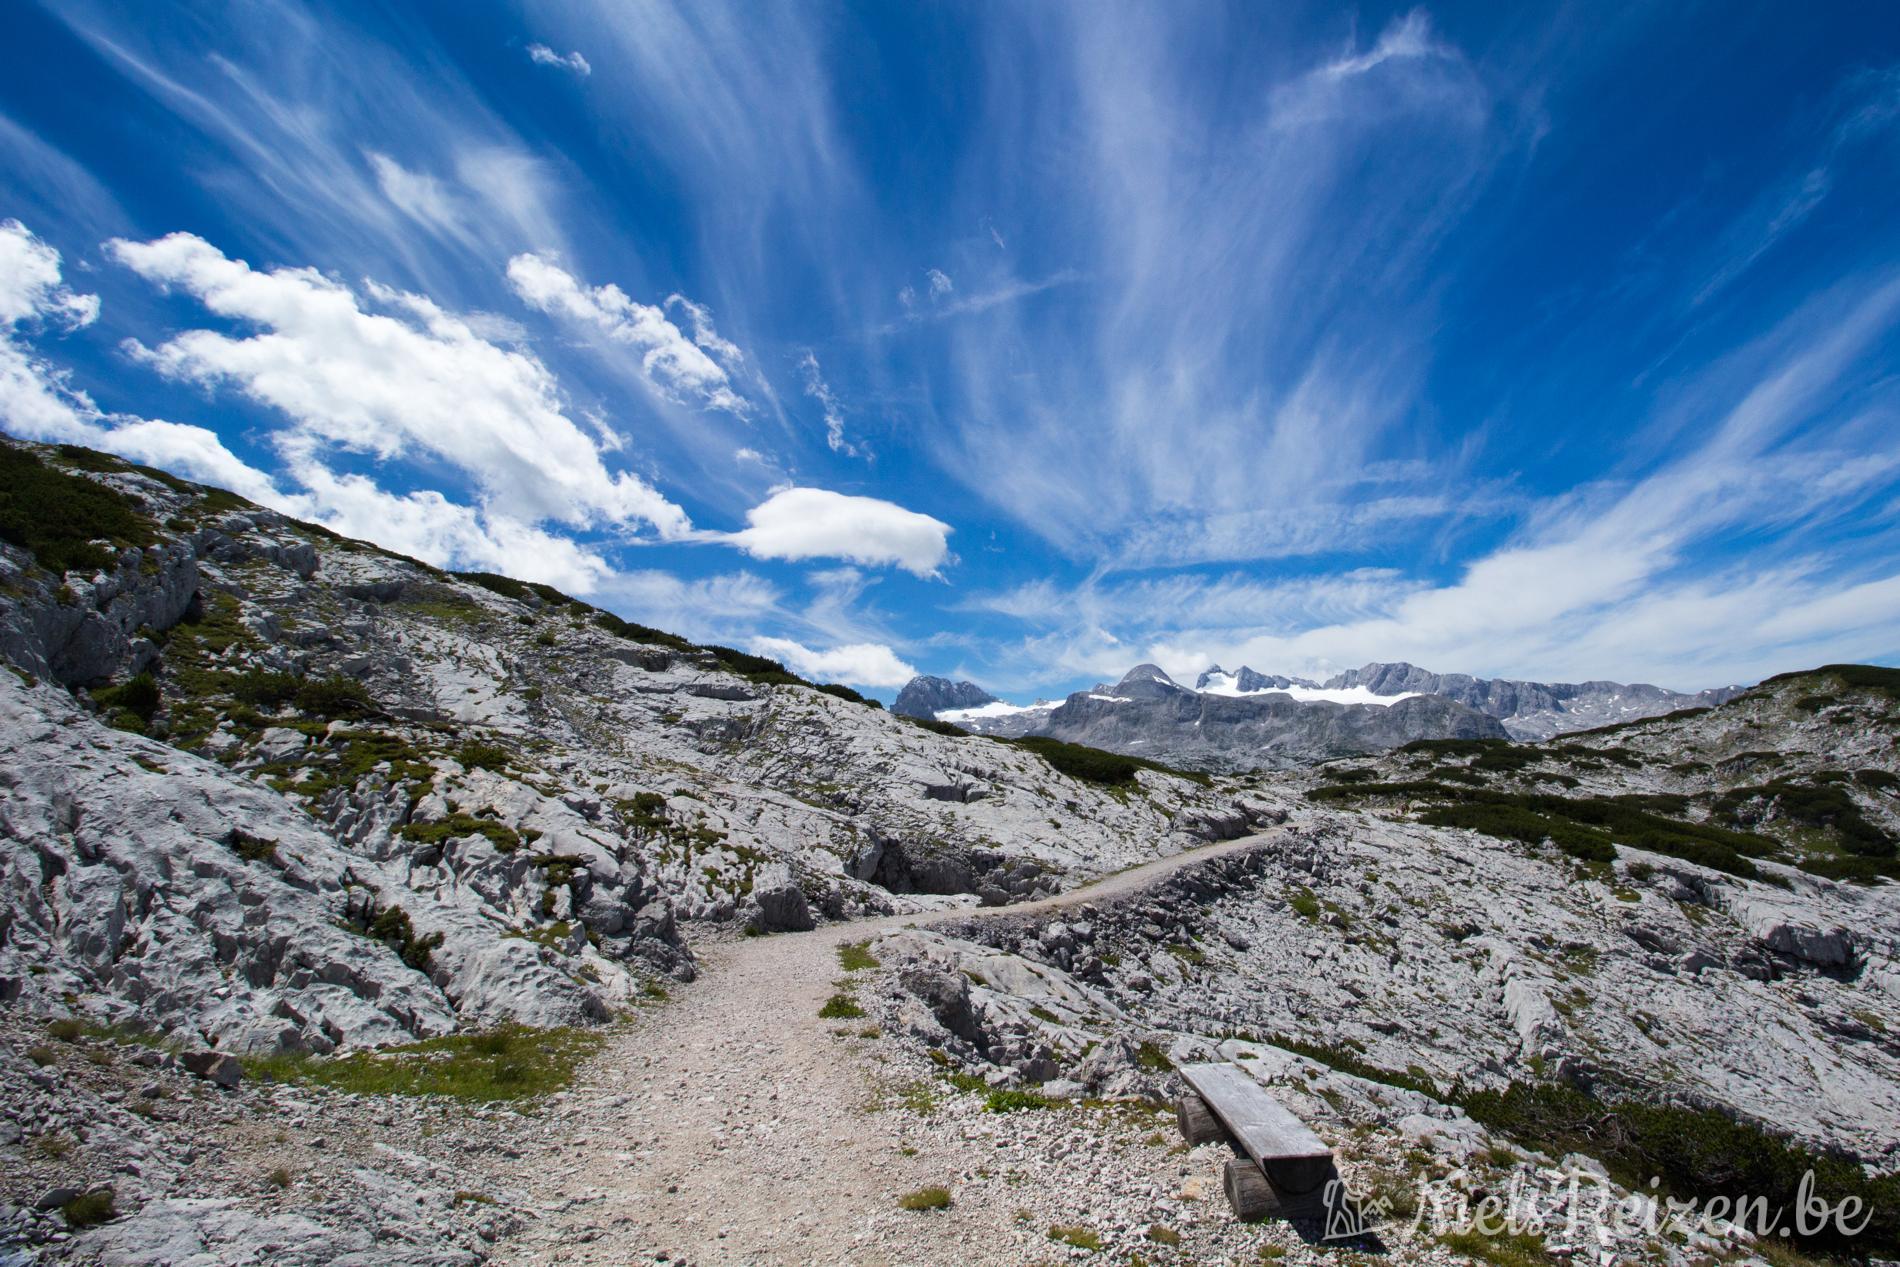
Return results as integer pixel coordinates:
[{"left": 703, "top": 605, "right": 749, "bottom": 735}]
[{"left": 1179, "top": 1062, "right": 1331, "bottom": 1166}]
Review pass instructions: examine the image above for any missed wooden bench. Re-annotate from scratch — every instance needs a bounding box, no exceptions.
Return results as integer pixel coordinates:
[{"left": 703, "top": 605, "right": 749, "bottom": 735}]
[{"left": 1176, "top": 1061, "right": 1341, "bottom": 1222}]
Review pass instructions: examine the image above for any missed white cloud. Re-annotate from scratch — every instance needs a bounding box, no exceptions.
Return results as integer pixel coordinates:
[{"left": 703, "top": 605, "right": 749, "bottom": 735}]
[
  {"left": 0, "top": 220, "right": 284, "bottom": 504},
  {"left": 0, "top": 218, "right": 99, "bottom": 329},
  {"left": 751, "top": 636, "right": 917, "bottom": 687},
  {"left": 664, "top": 293, "right": 744, "bottom": 366},
  {"left": 727, "top": 486, "right": 950, "bottom": 576},
  {"left": 527, "top": 43, "right": 591, "bottom": 77},
  {"left": 106, "top": 232, "right": 690, "bottom": 540},
  {"left": 926, "top": 267, "right": 954, "bottom": 297},
  {"left": 797, "top": 349, "right": 864, "bottom": 458},
  {"left": 286, "top": 461, "right": 613, "bottom": 592},
  {"left": 506, "top": 252, "right": 749, "bottom": 415}
]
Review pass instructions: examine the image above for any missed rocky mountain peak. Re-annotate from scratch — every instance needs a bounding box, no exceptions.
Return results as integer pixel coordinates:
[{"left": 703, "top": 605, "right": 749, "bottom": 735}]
[
  {"left": 1110, "top": 663, "right": 1184, "bottom": 699},
  {"left": 891, "top": 674, "right": 997, "bottom": 719}
]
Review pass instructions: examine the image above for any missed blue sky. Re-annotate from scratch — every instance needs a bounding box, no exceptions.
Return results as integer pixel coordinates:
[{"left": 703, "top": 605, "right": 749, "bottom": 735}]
[{"left": 2, "top": 1, "right": 1898, "bottom": 700}]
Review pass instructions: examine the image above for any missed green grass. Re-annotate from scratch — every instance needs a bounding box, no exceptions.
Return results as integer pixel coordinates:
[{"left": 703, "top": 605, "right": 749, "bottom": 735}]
[
  {"left": 1134, "top": 1041, "right": 1174, "bottom": 1072},
  {"left": 1047, "top": 1225, "right": 1104, "bottom": 1252},
  {"left": 245, "top": 1023, "right": 602, "bottom": 1101},
  {"left": 898, "top": 1185, "right": 953, "bottom": 1210},
  {"left": 0, "top": 443, "right": 155, "bottom": 574},
  {"left": 1436, "top": 1230, "right": 1554, "bottom": 1266},
  {"left": 837, "top": 940, "right": 880, "bottom": 972},
  {"left": 819, "top": 993, "right": 866, "bottom": 1019},
  {"left": 985, "top": 1088, "right": 1058, "bottom": 1113}
]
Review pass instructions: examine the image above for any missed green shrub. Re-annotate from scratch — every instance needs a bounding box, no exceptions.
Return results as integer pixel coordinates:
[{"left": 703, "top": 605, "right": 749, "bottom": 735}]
[
  {"left": 1715, "top": 778, "right": 1894, "bottom": 857},
  {"left": 398, "top": 812, "right": 521, "bottom": 854},
  {"left": 1011, "top": 735, "right": 1209, "bottom": 786},
  {"left": 1260, "top": 1034, "right": 1439, "bottom": 1097},
  {"left": 1760, "top": 663, "right": 1900, "bottom": 704},
  {"left": 816, "top": 682, "right": 879, "bottom": 706},
  {"left": 294, "top": 676, "right": 372, "bottom": 719},
  {"left": 363, "top": 903, "right": 445, "bottom": 971},
  {"left": 904, "top": 715, "right": 971, "bottom": 737},
  {"left": 227, "top": 828, "right": 279, "bottom": 863},
  {"left": 0, "top": 444, "right": 153, "bottom": 574},
  {"left": 450, "top": 576, "right": 571, "bottom": 609},
  {"left": 456, "top": 739, "right": 510, "bottom": 772},
  {"left": 1797, "top": 854, "right": 1900, "bottom": 884},
  {"left": 1458, "top": 1081, "right": 1900, "bottom": 1258},
  {"left": 60, "top": 1188, "right": 116, "bottom": 1228},
  {"left": 1419, "top": 802, "right": 1618, "bottom": 865},
  {"left": 229, "top": 669, "right": 303, "bottom": 709},
  {"left": 1316, "top": 780, "right": 1767, "bottom": 878},
  {"left": 593, "top": 611, "right": 693, "bottom": 651},
  {"left": 92, "top": 672, "right": 161, "bottom": 726},
  {"left": 1135, "top": 1041, "right": 1174, "bottom": 1071}
]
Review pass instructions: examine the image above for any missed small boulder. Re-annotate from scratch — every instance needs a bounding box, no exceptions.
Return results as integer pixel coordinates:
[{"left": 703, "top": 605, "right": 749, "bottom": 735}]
[
  {"left": 899, "top": 967, "right": 985, "bottom": 1046},
  {"left": 751, "top": 880, "right": 814, "bottom": 934},
  {"left": 178, "top": 1050, "right": 243, "bottom": 1089}
]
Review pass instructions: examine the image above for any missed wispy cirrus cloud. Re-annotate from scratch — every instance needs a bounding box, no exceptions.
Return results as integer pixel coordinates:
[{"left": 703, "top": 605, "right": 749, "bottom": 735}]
[
  {"left": 797, "top": 350, "right": 863, "bottom": 459},
  {"left": 526, "top": 43, "right": 590, "bottom": 77}
]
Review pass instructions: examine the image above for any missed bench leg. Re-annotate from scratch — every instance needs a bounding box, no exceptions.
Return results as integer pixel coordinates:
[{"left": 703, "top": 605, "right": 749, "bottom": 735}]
[
  {"left": 1223, "top": 1158, "right": 1279, "bottom": 1222},
  {"left": 1176, "top": 1094, "right": 1226, "bottom": 1146}
]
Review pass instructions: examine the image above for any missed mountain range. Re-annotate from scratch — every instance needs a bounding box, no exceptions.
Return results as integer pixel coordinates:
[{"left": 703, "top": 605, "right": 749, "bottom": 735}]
[{"left": 894, "top": 659, "right": 1741, "bottom": 769}]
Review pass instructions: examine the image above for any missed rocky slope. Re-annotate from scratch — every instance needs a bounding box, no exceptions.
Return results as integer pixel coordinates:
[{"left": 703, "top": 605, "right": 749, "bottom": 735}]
[
  {"left": 867, "top": 669, "right": 1900, "bottom": 1261},
  {"left": 0, "top": 437, "right": 1262, "bottom": 1057}
]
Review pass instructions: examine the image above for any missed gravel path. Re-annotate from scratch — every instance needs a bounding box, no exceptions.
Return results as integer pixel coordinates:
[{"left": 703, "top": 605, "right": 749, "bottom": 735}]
[{"left": 493, "top": 832, "right": 1282, "bottom": 1266}]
